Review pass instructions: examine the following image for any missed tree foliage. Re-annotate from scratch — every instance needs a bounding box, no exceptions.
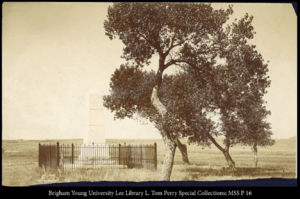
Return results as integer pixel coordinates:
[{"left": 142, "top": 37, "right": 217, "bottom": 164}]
[
  {"left": 104, "top": 64, "right": 213, "bottom": 145},
  {"left": 104, "top": 3, "right": 233, "bottom": 70},
  {"left": 104, "top": 2, "right": 234, "bottom": 142}
]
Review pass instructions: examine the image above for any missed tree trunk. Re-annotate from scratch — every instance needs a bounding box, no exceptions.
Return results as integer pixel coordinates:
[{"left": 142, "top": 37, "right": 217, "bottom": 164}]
[
  {"left": 223, "top": 139, "right": 235, "bottom": 170},
  {"left": 206, "top": 132, "right": 235, "bottom": 169},
  {"left": 174, "top": 138, "right": 190, "bottom": 165},
  {"left": 160, "top": 135, "right": 177, "bottom": 180},
  {"left": 151, "top": 67, "right": 177, "bottom": 181},
  {"left": 252, "top": 143, "right": 258, "bottom": 167},
  {"left": 223, "top": 150, "right": 235, "bottom": 170}
]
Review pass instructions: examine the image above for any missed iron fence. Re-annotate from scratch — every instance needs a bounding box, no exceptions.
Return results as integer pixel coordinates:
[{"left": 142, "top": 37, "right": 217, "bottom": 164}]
[{"left": 39, "top": 142, "right": 157, "bottom": 172}]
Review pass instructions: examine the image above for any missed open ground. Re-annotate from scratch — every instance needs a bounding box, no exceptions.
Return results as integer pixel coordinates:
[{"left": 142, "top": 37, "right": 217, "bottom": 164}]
[{"left": 2, "top": 137, "right": 296, "bottom": 186}]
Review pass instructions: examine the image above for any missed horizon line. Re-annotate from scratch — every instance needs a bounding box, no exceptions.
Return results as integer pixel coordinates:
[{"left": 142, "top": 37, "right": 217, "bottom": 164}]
[{"left": 2, "top": 136, "right": 296, "bottom": 141}]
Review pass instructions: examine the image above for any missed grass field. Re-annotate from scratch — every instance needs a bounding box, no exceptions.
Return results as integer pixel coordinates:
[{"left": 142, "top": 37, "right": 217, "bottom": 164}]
[{"left": 2, "top": 137, "right": 297, "bottom": 186}]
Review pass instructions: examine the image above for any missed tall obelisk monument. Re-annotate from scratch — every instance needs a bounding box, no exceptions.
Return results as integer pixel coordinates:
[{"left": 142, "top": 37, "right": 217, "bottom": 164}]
[
  {"left": 83, "top": 88, "right": 105, "bottom": 144},
  {"left": 78, "top": 88, "right": 108, "bottom": 161}
]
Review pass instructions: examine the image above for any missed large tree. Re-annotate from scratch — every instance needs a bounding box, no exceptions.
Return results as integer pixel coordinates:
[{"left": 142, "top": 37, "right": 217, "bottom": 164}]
[
  {"left": 184, "top": 40, "right": 274, "bottom": 170},
  {"left": 104, "top": 2, "right": 233, "bottom": 180},
  {"left": 166, "top": 12, "right": 275, "bottom": 170},
  {"left": 211, "top": 28, "right": 274, "bottom": 169}
]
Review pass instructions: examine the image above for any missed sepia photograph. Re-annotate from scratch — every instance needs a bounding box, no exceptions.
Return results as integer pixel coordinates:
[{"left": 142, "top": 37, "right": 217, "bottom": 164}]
[{"left": 2, "top": 2, "right": 297, "bottom": 189}]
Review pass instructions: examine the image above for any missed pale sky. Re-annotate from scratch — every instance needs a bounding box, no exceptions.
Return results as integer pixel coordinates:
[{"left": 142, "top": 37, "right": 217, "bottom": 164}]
[{"left": 2, "top": 3, "right": 297, "bottom": 140}]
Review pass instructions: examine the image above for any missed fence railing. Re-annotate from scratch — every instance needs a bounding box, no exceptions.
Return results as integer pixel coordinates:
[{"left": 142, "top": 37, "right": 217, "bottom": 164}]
[{"left": 39, "top": 142, "right": 157, "bottom": 172}]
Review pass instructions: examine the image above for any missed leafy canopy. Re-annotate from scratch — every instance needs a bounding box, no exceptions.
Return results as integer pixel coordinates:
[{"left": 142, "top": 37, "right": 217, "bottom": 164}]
[
  {"left": 104, "top": 2, "right": 233, "bottom": 71},
  {"left": 104, "top": 3, "right": 274, "bottom": 148}
]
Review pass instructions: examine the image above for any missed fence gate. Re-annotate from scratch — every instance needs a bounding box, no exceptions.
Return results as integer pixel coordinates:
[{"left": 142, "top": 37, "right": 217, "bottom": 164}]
[{"left": 39, "top": 142, "right": 60, "bottom": 168}]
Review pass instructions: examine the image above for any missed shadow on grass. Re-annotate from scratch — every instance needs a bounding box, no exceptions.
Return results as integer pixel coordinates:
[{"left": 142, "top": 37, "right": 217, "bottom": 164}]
[{"left": 177, "top": 166, "right": 295, "bottom": 180}]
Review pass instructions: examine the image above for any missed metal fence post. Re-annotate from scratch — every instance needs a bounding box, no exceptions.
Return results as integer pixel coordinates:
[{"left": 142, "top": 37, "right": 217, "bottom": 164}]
[
  {"left": 72, "top": 143, "right": 74, "bottom": 164},
  {"left": 119, "top": 144, "right": 121, "bottom": 165},
  {"left": 39, "top": 143, "right": 41, "bottom": 167},
  {"left": 140, "top": 144, "right": 142, "bottom": 165},
  {"left": 154, "top": 142, "right": 157, "bottom": 170},
  {"left": 57, "top": 142, "right": 59, "bottom": 167},
  {"left": 43, "top": 144, "right": 45, "bottom": 167},
  {"left": 49, "top": 143, "right": 52, "bottom": 167}
]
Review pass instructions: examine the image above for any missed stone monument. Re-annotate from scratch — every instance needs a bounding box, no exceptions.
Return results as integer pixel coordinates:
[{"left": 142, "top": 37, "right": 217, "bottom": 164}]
[
  {"left": 78, "top": 88, "right": 110, "bottom": 162},
  {"left": 84, "top": 91, "right": 105, "bottom": 144}
]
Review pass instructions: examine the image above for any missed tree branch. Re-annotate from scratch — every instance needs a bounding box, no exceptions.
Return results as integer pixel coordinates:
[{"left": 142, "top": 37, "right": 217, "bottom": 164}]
[
  {"left": 206, "top": 132, "right": 225, "bottom": 153},
  {"left": 164, "top": 38, "right": 184, "bottom": 57}
]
